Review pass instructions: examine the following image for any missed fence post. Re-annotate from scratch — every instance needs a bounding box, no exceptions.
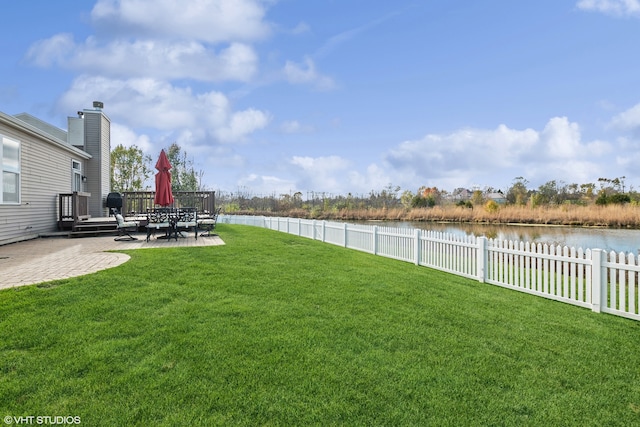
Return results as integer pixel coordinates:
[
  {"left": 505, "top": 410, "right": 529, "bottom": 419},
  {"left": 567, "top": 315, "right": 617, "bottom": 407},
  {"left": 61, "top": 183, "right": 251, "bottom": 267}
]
[
  {"left": 414, "top": 228, "right": 421, "bottom": 266},
  {"left": 322, "top": 221, "right": 326, "bottom": 243},
  {"left": 344, "top": 223, "right": 348, "bottom": 248},
  {"left": 373, "top": 226, "right": 378, "bottom": 255},
  {"left": 477, "top": 236, "right": 487, "bottom": 283},
  {"left": 591, "top": 249, "right": 606, "bottom": 313}
]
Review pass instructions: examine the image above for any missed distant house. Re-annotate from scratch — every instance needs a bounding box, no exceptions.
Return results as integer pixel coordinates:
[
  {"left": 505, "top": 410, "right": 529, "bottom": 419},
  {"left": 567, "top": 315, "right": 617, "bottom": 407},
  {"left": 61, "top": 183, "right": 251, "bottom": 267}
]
[
  {"left": 486, "top": 192, "right": 507, "bottom": 204},
  {"left": 451, "top": 188, "right": 473, "bottom": 201},
  {"left": 0, "top": 103, "right": 111, "bottom": 245}
]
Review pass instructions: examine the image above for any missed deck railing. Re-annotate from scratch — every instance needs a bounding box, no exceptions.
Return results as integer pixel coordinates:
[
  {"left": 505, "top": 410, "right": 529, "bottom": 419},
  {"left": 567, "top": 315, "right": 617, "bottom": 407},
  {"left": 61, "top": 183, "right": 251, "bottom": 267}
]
[
  {"left": 220, "top": 215, "right": 640, "bottom": 322},
  {"left": 121, "top": 191, "right": 216, "bottom": 215},
  {"left": 58, "top": 192, "right": 91, "bottom": 229}
]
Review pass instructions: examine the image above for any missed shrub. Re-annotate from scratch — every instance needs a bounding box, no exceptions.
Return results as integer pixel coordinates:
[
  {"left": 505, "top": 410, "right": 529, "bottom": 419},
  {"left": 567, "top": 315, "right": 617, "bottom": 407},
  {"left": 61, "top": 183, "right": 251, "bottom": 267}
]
[
  {"left": 595, "top": 191, "right": 608, "bottom": 206},
  {"left": 609, "top": 193, "right": 631, "bottom": 205},
  {"left": 412, "top": 196, "right": 435, "bottom": 208},
  {"left": 596, "top": 192, "right": 631, "bottom": 205},
  {"left": 455, "top": 200, "right": 473, "bottom": 209},
  {"left": 484, "top": 200, "right": 499, "bottom": 213}
]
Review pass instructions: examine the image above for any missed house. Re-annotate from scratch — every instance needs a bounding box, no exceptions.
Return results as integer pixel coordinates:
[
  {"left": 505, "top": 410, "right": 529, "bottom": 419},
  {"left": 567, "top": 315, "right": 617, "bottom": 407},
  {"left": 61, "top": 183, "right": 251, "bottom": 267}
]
[
  {"left": 0, "top": 102, "right": 111, "bottom": 245},
  {"left": 486, "top": 192, "right": 507, "bottom": 204},
  {"left": 450, "top": 188, "right": 472, "bottom": 201}
]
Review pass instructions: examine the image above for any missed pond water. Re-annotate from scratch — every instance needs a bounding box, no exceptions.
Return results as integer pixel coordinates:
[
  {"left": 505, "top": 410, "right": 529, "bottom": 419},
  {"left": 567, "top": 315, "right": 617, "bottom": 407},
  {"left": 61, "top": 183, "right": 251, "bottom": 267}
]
[{"left": 361, "top": 221, "right": 640, "bottom": 255}]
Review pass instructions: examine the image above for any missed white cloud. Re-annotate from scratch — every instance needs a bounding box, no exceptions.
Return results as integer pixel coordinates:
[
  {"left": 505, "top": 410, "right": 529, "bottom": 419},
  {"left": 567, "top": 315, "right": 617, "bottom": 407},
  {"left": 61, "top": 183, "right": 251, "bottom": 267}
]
[
  {"left": 280, "top": 120, "right": 302, "bottom": 134},
  {"left": 237, "top": 173, "right": 296, "bottom": 195},
  {"left": 58, "top": 75, "right": 269, "bottom": 142},
  {"left": 280, "top": 120, "right": 314, "bottom": 134},
  {"left": 275, "top": 157, "right": 405, "bottom": 194},
  {"left": 26, "top": 36, "right": 258, "bottom": 82},
  {"left": 383, "top": 117, "right": 610, "bottom": 190},
  {"left": 540, "top": 116, "right": 582, "bottom": 158},
  {"left": 290, "top": 155, "right": 351, "bottom": 192},
  {"left": 386, "top": 124, "right": 538, "bottom": 175},
  {"left": 26, "top": 0, "right": 270, "bottom": 83},
  {"left": 283, "top": 56, "right": 335, "bottom": 90},
  {"left": 616, "top": 150, "right": 640, "bottom": 170},
  {"left": 87, "top": 40, "right": 256, "bottom": 82},
  {"left": 291, "top": 155, "right": 350, "bottom": 171},
  {"left": 90, "top": 0, "right": 271, "bottom": 42},
  {"left": 576, "top": 0, "right": 640, "bottom": 16},
  {"left": 215, "top": 108, "right": 271, "bottom": 142},
  {"left": 25, "top": 33, "right": 75, "bottom": 67},
  {"left": 347, "top": 164, "right": 393, "bottom": 193},
  {"left": 250, "top": 115, "right": 622, "bottom": 195},
  {"left": 231, "top": 156, "right": 394, "bottom": 194},
  {"left": 110, "top": 123, "right": 152, "bottom": 152},
  {"left": 608, "top": 102, "right": 640, "bottom": 131}
]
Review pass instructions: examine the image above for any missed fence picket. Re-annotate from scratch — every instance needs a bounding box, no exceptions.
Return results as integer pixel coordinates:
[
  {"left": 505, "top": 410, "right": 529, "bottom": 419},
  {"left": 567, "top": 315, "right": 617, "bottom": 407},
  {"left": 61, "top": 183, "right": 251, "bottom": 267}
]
[
  {"left": 629, "top": 253, "right": 637, "bottom": 315},
  {"left": 536, "top": 243, "right": 543, "bottom": 293},
  {"left": 510, "top": 240, "right": 516, "bottom": 287},
  {"left": 618, "top": 252, "right": 626, "bottom": 312},
  {"left": 524, "top": 241, "right": 531, "bottom": 290},
  {"left": 563, "top": 246, "right": 569, "bottom": 298},
  {"left": 543, "top": 244, "right": 549, "bottom": 294},
  {"left": 578, "top": 248, "right": 584, "bottom": 302},
  {"left": 570, "top": 247, "right": 576, "bottom": 300},
  {"left": 609, "top": 251, "right": 617, "bottom": 311},
  {"left": 557, "top": 245, "right": 564, "bottom": 297}
]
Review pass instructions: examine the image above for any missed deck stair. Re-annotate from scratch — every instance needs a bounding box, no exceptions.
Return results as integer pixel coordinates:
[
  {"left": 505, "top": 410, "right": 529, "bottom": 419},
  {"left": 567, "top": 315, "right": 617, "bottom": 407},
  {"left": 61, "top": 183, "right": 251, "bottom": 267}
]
[{"left": 69, "top": 217, "right": 118, "bottom": 238}]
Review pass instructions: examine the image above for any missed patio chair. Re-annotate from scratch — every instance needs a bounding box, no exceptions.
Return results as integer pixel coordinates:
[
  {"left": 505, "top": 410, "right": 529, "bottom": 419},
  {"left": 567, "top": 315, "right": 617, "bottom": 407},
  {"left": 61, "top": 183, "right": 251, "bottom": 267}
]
[
  {"left": 114, "top": 213, "right": 139, "bottom": 241},
  {"left": 197, "top": 207, "right": 221, "bottom": 237},
  {"left": 176, "top": 207, "right": 198, "bottom": 240},
  {"left": 146, "top": 209, "right": 173, "bottom": 242}
]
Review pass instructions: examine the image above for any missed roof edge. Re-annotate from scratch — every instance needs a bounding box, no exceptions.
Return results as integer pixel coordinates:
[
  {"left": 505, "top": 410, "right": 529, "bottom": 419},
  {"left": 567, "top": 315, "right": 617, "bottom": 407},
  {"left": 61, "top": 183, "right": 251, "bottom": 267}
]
[{"left": 0, "top": 111, "right": 92, "bottom": 159}]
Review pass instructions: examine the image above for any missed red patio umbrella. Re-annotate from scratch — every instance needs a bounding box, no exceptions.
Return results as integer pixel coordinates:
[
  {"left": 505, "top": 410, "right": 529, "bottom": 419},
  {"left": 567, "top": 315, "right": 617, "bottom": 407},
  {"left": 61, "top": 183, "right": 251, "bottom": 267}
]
[{"left": 154, "top": 149, "right": 174, "bottom": 207}]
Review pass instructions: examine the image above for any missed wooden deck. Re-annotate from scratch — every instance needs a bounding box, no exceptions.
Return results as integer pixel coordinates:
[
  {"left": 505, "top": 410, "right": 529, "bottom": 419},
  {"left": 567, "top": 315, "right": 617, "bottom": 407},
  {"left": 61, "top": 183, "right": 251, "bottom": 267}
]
[
  {"left": 68, "top": 211, "right": 217, "bottom": 239},
  {"left": 58, "top": 192, "right": 91, "bottom": 230},
  {"left": 58, "top": 191, "right": 216, "bottom": 234},
  {"left": 121, "top": 191, "right": 216, "bottom": 215}
]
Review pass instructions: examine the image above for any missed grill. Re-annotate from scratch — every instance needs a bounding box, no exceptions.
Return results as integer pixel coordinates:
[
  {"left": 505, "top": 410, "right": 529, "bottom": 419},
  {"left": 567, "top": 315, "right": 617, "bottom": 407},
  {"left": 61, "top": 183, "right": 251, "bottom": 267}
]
[{"left": 106, "top": 192, "right": 123, "bottom": 215}]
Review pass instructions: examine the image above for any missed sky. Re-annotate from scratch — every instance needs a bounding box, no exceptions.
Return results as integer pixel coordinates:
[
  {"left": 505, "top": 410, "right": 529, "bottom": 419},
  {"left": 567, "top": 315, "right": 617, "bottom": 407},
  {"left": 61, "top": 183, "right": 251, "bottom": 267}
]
[{"left": 1, "top": 0, "right": 640, "bottom": 197}]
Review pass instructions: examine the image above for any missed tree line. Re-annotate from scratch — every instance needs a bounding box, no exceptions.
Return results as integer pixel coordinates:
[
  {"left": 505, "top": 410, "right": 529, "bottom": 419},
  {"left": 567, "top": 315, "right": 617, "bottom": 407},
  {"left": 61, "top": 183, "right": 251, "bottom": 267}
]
[
  {"left": 220, "top": 177, "right": 639, "bottom": 215},
  {"left": 110, "top": 143, "right": 204, "bottom": 193},
  {"left": 110, "top": 144, "right": 636, "bottom": 213},
  {"left": 499, "top": 176, "right": 631, "bottom": 207}
]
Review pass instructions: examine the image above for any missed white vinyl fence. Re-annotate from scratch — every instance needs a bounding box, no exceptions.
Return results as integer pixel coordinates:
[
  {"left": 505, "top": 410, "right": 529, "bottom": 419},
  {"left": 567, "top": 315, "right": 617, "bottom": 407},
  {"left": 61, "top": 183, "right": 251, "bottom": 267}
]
[{"left": 220, "top": 215, "right": 640, "bottom": 322}]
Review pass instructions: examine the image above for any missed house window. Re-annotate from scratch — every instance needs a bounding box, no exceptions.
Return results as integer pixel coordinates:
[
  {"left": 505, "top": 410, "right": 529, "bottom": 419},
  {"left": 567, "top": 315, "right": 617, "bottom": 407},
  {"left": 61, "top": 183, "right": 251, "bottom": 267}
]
[
  {"left": 1, "top": 135, "right": 20, "bottom": 204},
  {"left": 72, "top": 160, "right": 82, "bottom": 192}
]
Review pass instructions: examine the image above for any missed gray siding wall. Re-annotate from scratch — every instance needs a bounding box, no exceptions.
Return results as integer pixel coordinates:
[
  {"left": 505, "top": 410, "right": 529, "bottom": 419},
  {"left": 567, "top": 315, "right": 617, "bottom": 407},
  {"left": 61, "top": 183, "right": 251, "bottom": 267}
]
[
  {"left": 101, "top": 115, "right": 111, "bottom": 210},
  {"left": 0, "top": 122, "right": 85, "bottom": 245},
  {"left": 83, "top": 111, "right": 111, "bottom": 217}
]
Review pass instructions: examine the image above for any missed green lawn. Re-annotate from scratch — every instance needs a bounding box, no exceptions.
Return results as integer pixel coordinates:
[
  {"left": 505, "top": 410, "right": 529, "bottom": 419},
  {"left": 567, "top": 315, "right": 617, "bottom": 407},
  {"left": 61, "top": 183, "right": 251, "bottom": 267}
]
[{"left": 1, "top": 224, "right": 640, "bottom": 426}]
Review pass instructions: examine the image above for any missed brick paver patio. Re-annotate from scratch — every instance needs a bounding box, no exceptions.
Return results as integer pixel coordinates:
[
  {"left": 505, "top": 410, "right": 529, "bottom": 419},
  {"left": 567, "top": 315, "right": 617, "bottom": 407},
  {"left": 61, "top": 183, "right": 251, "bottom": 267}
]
[{"left": 0, "top": 233, "right": 224, "bottom": 289}]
